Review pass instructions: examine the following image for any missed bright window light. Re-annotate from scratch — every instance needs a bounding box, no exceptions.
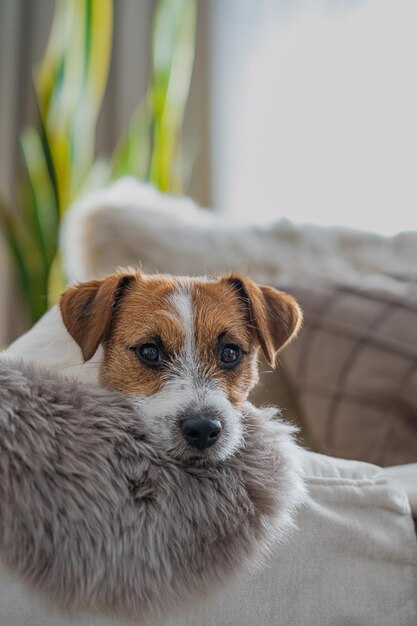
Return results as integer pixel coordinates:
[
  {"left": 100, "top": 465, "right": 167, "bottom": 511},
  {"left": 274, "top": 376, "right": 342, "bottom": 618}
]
[{"left": 212, "top": 0, "right": 417, "bottom": 235}]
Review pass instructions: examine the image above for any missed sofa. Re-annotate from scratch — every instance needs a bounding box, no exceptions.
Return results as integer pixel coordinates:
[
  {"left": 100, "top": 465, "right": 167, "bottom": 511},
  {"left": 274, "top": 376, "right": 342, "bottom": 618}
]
[
  {"left": 2, "top": 178, "right": 416, "bottom": 625},
  {"left": 62, "top": 178, "right": 417, "bottom": 469}
]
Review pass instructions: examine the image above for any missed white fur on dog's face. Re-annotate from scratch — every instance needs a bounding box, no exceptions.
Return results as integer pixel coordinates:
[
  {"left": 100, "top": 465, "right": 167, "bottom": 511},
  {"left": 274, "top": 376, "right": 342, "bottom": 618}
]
[
  {"left": 130, "top": 285, "right": 243, "bottom": 462},
  {"left": 60, "top": 271, "right": 302, "bottom": 464},
  {"left": 131, "top": 378, "right": 243, "bottom": 463}
]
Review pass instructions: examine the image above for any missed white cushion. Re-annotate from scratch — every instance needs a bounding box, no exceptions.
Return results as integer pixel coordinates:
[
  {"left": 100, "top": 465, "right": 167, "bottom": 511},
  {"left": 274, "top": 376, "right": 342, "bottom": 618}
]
[
  {"left": 4, "top": 305, "right": 100, "bottom": 386},
  {"left": 385, "top": 463, "right": 417, "bottom": 517}
]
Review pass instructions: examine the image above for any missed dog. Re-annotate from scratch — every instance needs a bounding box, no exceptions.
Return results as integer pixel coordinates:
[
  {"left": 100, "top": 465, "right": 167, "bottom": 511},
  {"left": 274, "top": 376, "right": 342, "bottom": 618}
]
[{"left": 60, "top": 270, "right": 302, "bottom": 464}]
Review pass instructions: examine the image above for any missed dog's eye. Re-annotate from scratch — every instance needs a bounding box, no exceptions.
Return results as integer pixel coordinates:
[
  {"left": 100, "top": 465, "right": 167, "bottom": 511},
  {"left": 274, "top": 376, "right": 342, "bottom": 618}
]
[
  {"left": 136, "top": 343, "right": 161, "bottom": 365},
  {"left": 220, "top": 344, "right": 242, "bottom": 368}
]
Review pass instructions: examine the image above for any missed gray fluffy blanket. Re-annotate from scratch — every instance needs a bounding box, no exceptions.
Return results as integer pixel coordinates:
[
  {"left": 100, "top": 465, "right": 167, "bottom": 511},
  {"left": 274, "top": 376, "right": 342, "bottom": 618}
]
[{"left": 0, "top": 358, "right": 305, "bottom": 618}]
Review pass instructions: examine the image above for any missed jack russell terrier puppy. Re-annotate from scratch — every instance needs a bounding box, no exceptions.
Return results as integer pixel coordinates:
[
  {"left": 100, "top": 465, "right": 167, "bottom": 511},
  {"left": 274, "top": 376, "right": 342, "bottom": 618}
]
[{"left": 60, "top": 270, "right": 302, "bottom": 464}]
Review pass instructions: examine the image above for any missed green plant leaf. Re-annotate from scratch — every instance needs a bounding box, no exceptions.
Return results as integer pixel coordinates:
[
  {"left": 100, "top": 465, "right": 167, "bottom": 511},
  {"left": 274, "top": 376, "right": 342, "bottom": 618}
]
[
  {"left": 80, "top": 158, "right": 112, "bottom": 195},
  {"left": 35, "top": 0, "right": 113, "bottom": 213},
  {"left": 48, "top": 249, "right": 67, "bottom": 308},
  {"left": 148, "top": 0, "right": 197, "bottom": 192},
  {"left": 111, "top": 101, "right": 151, "bottom": 180},
  {"left": 1, "top": 0, "right": 198, "bottom": 331},
  {"left": 0, "top": 195, "right": 47, "bottom": 323},
  {"left": 20, "top": 127, "right": 59, "bottom": 268}
]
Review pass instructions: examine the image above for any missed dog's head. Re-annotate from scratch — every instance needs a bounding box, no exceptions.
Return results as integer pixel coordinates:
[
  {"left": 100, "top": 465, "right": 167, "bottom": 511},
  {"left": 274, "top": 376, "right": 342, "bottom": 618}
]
[{"left": 60, "top": 271, "right": 302, "bottom": 464}]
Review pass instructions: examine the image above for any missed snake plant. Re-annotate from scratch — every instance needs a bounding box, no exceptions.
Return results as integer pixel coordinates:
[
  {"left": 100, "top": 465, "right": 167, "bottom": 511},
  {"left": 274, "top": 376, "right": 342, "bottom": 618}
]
[{"left": 0, "top": 0, "right": 196, "bottom": 326}]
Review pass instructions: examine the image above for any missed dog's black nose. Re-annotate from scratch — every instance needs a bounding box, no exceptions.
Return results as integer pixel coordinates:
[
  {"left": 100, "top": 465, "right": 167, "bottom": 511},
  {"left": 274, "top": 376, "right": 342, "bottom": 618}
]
[{"left": 181, "top": 417, "right": 222, "bottom": 450}]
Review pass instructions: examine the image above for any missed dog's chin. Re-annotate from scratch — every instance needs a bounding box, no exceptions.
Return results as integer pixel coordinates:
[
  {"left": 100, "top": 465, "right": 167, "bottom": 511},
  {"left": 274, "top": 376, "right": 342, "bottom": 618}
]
[
  {"left": 151, "top": 429, "right": 245, "bottom": 466},
  {"left": 165, "top": 442, "right": 233, "bottom": 467}
]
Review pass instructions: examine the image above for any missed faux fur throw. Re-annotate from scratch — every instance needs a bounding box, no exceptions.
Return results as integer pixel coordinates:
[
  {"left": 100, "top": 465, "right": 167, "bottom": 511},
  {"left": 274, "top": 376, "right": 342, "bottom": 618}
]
[
  {"left": 0, "top": 358, "right": 305, "bottom": 618},
  {"left": 62, "top": 178, "right": 417, "bottom": 285}
]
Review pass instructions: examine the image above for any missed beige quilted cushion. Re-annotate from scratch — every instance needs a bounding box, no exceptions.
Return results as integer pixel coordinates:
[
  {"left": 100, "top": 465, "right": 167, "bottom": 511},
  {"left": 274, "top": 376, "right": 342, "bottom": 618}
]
[{"left": 277, "top": 276, "right": 417, "bottom": 467}]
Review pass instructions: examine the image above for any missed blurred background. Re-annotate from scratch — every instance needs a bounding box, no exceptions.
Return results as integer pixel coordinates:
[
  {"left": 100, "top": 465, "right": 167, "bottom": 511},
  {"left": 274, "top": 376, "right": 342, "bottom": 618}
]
[
  {"left": 1, "top": 0, "right": 416, "bottom": 347},
  {"left": 1, "top": 0, "right": 416, "bottom": 467},
  {"left": 0, "top": 0, "right": 209, "bottom": 343}
]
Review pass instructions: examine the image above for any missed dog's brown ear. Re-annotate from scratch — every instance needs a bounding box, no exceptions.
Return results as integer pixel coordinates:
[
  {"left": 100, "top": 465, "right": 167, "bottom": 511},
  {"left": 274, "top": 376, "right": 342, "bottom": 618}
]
[
  {"left": 60, "top": 272, "right": 136, "bottom": 362},
  {"left": 223, "top": 274, "right": 302, "bottom": 368}
]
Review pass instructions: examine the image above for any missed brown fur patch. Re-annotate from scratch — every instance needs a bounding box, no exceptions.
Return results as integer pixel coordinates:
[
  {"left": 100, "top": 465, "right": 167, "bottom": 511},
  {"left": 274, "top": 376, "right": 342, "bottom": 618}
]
[
  {"left": 60, "top": 272, "right": 135, "bottom": 361},
  {"left": 100, "top": 275, "right": 184, "bottom": 396},
  {"left": 220, "top": 274, "right": 303, "bottom": 367},
  {"left": 192, "top": 281, "right": 259, "bottom": 405},
  {"left": 60, "top": 271, "right": 302, "bottom": 405}
]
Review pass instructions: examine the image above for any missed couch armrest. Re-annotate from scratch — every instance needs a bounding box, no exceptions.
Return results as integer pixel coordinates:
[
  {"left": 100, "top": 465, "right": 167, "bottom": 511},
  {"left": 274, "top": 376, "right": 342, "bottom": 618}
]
[{"left": 384, "top": 463, "right": 417, "bottom": 518}]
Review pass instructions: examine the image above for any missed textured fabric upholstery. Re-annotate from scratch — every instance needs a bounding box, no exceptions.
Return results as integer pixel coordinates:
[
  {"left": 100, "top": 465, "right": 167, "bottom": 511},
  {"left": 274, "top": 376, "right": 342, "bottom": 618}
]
[{"left": 279, "top": 276, "right": 417, "bottom": 466}]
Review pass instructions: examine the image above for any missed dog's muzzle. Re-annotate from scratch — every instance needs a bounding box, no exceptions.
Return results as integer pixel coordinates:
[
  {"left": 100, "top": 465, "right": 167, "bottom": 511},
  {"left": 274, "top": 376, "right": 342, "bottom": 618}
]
[{"left": 181, "top": 416, "right": 222, "bottom": 450}]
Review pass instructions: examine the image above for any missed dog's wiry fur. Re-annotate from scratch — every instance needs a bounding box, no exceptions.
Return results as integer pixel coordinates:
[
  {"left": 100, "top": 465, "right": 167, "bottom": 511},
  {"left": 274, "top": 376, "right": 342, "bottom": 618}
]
[
  {"left": 0, "top": 359, "right": 306, "bottom": 617},
  {"left": 60, "top": 270, "right": 302, "bottom": 465}
]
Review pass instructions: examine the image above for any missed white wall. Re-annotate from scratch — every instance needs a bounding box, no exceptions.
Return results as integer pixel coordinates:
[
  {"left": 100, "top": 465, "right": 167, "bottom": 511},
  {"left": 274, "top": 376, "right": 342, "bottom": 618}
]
[{"left": 208, "top": 0, "right": 417, "bottom": 235}]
